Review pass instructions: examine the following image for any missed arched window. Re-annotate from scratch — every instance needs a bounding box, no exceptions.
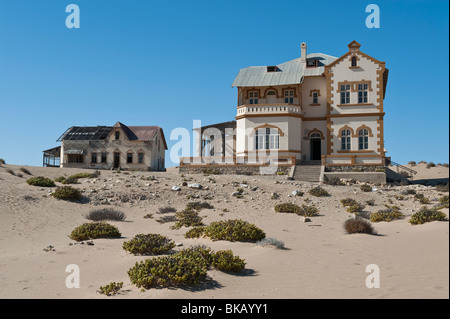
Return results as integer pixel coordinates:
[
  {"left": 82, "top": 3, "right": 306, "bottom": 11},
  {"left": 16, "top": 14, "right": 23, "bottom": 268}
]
[
  {"left": 341, "top": 129, "right": 351, "bottom": 150},
  {"left": 310, "top": 132, "right": 321, "bottom": 139},
  {"left": 267, "top": 90, "right": 277, "bottom": 96},
  {"left": 351, "top": 56, "right": 357, "bottom": 67},
  {"left": 358, "top": 129, "right": 369, "bottom": 150},
  {"left": 255, "top": 128, "right": 279, "bottom": 150}
]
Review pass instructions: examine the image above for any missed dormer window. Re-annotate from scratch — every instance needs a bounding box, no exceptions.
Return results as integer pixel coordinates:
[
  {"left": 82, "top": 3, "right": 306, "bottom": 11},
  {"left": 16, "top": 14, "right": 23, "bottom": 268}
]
[
  {"left": 306, "top": 59, "right": 318, "bottom": 68},
  {"left": 267, "top": 66, "right": 278, "bottom": 72}
]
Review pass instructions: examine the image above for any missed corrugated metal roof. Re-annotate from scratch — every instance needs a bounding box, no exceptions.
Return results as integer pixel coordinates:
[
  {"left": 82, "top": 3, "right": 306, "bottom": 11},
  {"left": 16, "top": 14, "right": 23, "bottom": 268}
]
[{"left": 231, "top": 53, "right": 337, "bottom": 87}]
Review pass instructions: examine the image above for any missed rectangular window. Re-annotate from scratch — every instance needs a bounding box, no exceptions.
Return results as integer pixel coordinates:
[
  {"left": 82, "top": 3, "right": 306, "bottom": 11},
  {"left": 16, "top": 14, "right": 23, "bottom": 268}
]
[
  {"left": 313, "top": 92, "right": 318, "bottom": 104},
  {"left": 127, "top": 153, "right": 133, "bottom": 163},
  {"left": 115, "top": 131, "right": 120, "bottom": 140},
  {"left": 358, "top": 84, "right": 368, "bottom": 103},
  {"left": 340, "top": 85, "right": 351, "bottom": 104},
  {"left": 341, "top": 137, "right": 351, "bottom": 150},
  {"left": 249, "top": 91, "right": 259, "bottom": 105},
  {"left": 101, "top": 152, "right": 107, "bottom": 164},
  {"left": 91, "top": 153, "right": 97, "bottom": 164},
  {"left": 138, "top": 153, "right": 144, "bottom": 164},
  {"left": 68, "top": 154, "right": 84, "bottom": 163},
  {"left": 284, "top": 90, "right": 294, "bottom": 104},
  {"left": 358, "top": 137, "right": 369, "bottom": 150},
  {"left": 255, "top": 128, "right": 280, "bottom": 150}
]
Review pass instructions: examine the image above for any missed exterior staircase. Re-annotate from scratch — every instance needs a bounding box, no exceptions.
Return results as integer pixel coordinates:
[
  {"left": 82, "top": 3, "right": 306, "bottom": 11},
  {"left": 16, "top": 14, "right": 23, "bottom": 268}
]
[{"left": 293, "top": 164, "right": 322, "bottom": 182}]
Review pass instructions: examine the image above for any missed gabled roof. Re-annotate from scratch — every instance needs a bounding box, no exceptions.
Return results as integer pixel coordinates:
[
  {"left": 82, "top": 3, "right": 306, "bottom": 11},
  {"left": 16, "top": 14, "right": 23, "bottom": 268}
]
[
  {"left": 113, "top": 122, "right": 168, "bottom": 149},
  {"left": 231, "top": 53, "right": 337, "bottom": 87}
]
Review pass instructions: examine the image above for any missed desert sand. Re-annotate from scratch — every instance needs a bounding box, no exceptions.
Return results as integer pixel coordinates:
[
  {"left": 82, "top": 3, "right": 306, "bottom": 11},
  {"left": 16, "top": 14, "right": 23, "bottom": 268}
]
[{"left": 0, "top": 163, "right": 448, "bottom": 299}]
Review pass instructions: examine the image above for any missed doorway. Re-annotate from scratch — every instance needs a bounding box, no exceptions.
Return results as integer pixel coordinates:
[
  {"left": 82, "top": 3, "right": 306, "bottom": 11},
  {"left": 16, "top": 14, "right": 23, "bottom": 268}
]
[
  {"left": 113, "top": 152, "right": 120, "bottom": 169},
  {"left": 310, "top": 138, "right": 321, "bottom": 161}
]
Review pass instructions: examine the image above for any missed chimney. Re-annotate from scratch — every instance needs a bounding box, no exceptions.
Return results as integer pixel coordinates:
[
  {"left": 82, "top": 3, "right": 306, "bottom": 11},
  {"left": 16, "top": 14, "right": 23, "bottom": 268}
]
[{"left": 300, "top": 42, "right": 307, "bottom": 62}]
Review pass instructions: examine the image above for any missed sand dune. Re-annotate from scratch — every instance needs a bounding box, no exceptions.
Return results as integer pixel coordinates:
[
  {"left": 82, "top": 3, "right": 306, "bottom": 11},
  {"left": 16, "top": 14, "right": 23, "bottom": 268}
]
[{"left": 0, "top": 163, "right": 448, "bottom": 299}]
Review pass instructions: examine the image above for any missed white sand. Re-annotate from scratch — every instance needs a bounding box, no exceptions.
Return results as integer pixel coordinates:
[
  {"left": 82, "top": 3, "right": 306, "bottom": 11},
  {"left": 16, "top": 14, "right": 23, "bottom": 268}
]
[{"left": 0, "top": 163, "right": 448, "bottom": 299}]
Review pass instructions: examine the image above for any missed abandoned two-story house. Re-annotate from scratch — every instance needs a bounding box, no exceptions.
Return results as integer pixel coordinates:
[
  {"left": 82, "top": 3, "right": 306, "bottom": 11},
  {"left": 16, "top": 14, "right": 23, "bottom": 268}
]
[
  {"left": 43, "top": 121, "right": 167, "bottom": 171},
  {"left": 180, "top": 41, "right": 389, "bottom": 181}
]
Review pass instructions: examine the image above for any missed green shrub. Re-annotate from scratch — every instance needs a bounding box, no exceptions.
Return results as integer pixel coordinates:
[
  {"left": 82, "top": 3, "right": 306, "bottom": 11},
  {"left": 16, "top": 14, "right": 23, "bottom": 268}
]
[
  {"left": 409, "top": 207, "right": 448, "bottom": 225},
  {"left": 439, "top": 195, "right": 449, "bottom": 205},
  {"left": 341, "top": 198, "right": 357, "bottom": 207},
  {"left": 426, "top": 162, "right": 436, "bottom": 168},
  {"left": 69, "top": 172, "right": 93, "bottom": 179},
  {"left": 296, "top": 204, "right": 319, "bottom": 217},
  {"left": 211, "top": 250, "right": 246, "bottom": 273},
  {"left": 360, "top": 184, "right": 373, "bottom": 192},
  {"left": 127, "top": 245, "right": 246, "bottom": 290},
  {"left": 171, "top": 209, "right": 204, "bottom": 229},
  {"left": 26, "top": 176, "right": 55, "bottom": 187},
  {"left": 203, "top": 219, "right": 266, "bottom": 242},
  {"left": 123, "top": 234, "right": 175, "bottom": 255},
  {"left": 127, "top": 254, "right": 208, "bottom": 289},
  {"left": 156, "top": 215, "right": 177, "bottom": 224},
  {"left": 185, "top": 201, "right": 214, "bottom": 211},
  {"left": 274, "top": 203, "right": 300, "bottom": 214},
  {"left": 308, "top": 186, "right": 330, "bottom": 197},
  {"left": 85, "top": 208, "right": 126, "bottom": 221},
  {"left": 394, "top": 194, "right": 405, "bottom": 200},
  {"left": 185, "top": 226, "right": 205, "bottom": 239},
  {"left": 51, "top": 186, "right": 82, "bottom": 201},
  {"left": 370, "top": 208, "right": 405, "bottom": 223},
  {"left": 69, "top": 222, "right": 121, "bottom": 241},
  {"left": 344, "top": 218, "right": 376, "bottom": 235},
  {"left": 419, "top": 196, "right": 431, "bottom": 204},
  {"left": 55, "top": 176, "right": 78, "bottom": 184},
  {"left": 98, "top": 282, "right": 123, "bottom": 296},
  {"left": 346, "top": 202, "right": 365, "bottom": 213}
]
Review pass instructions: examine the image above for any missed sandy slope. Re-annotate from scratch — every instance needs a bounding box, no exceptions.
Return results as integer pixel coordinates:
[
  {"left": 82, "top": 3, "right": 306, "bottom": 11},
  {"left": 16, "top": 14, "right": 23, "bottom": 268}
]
[{"left": 0, "top": 163, "right": 448, "bottom": 299}]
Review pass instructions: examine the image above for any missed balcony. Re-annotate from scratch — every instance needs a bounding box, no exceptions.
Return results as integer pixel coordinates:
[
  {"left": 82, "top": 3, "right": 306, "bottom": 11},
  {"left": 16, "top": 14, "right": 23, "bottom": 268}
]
[{"left": 236, "top": 103, "right": 302, "bottom": 118}]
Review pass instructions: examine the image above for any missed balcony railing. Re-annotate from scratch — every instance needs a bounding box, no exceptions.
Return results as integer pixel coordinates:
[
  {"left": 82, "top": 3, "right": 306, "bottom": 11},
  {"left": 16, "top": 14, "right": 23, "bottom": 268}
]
[{"left": 237, "top": 103, "right": 302, "bottom": 117}]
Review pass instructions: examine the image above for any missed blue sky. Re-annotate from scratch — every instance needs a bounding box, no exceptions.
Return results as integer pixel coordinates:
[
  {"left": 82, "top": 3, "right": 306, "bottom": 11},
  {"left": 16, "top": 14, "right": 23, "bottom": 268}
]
[{"left": 0, "top": 0, "right": 448, "bottom": 167}]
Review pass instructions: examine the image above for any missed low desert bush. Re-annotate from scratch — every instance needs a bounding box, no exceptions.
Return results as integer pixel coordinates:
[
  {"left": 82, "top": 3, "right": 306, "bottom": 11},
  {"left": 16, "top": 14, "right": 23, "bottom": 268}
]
[
  {"left": 69, "top": 222, "right": 121, "bottom": 241},
  {"left": 408, "top": 161, "right": 416, "bottom": 166},
  {"left": 6, "top": 169, "right": 15, "bottom": 175},
  {"left": 323, "top": 176, "right": 344, "bottom": 186},
  {"left": 418, "top": 196, "right": 431, "bottom": 204},
  {"left": 186, "top": 201, "right": 214, "bottom": 211},
  {"left": 54, "top": 176, "right": 78, "bottom": 184},
  {"left": 365, "top": 199, "right": 375, "bottom": 206},
  {"left": 344, "top": 218, "right": 376, "bottom": 235},
  {"left": 26, "top": 176, "right": 55, "bottom": 187},
  {"left": 426, "top": 162, "right": 436, "bottom": 168},
  {"left": 346, "top": 202, "right": 365, "bottom": 213},
  {"left": 341, "top": 198, "right": 357, "bottom": 207},
  {"left": 439, "top": 195, "right": 449, "bottom": 205},
  {"left": 274, "top": 203, "right": 300, "bottom": 214},
  {"left": 85, "top": 208, "right": 126, "bottom": 221},
  {"left": 409, "top": 207, "right": 448, "bottom": 225},
  {"left": 51, "top": 186, "right": 82, "bottom": 201},
  {"left": 156, "top": 215, "right": 177, "bottom": 224},
  {"left": 394, "top": 194, "right": 405, "bottom": 200},
  {"left": 185, "top": 226, "right": 206, "bottom": 239},
  {"left": 401, "top": 189, "right": 417, "bottom": 195},
  {"left": 68, "top": 172, "right": 93, "bottom": 179},
  {"left": 211, "top": 250, "right": 246, "bottom": 273},
  {"left": 296, "top": 204, "right": 319, "bottom": 217},
  {"left": 171, "top": 209, "right": 204, "bottom": 229},
  {"left": 123, "top": 234, "right": 175, "bottom": 255},
  {"left": 19, "top": 167, "right": 32, "bottom": 175},
  {"left": 360, "top": 184, "right": 373, "bottom": 192},
  {"left": 370, "top": 208, "right": 405, "bottom": 223},
  {"left": 256, "top": 237, "right": 285, "bottom": 249},
  {"left": 127, "top": 245, "right": 245, "bottom": 290},
  {"left": 158, "top": 206, "right": 177, "bottom": 214},
  {"left": 435, "top": 183, "right": 449, "bottom": 193},
  {"left": 418, "top": 160, "right": 427, "bottom": 164},
  {"left": 98, "top": 282, "right": 123, "bottom": 296},
  {"left": 0, "top": 158, "right": 5, "bottom": 164},
  {"left": 203, "top": 219, "right": 266, "bottom": 242},
  {"left": 308, "top": 186, "right": 330, "bottom": 197}
]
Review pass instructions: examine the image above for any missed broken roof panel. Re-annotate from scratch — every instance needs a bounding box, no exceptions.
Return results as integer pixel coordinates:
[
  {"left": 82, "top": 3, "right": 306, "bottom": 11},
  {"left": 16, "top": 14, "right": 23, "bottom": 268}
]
[{"left": 57, "top": 126, "right": 112, "bottom": 142}]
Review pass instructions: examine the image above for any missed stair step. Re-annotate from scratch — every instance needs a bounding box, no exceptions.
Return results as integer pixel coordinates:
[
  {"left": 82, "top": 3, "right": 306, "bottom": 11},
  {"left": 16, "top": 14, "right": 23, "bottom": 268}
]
[{"left": 293, "top": 164, "right": 321, "bottom": 182}]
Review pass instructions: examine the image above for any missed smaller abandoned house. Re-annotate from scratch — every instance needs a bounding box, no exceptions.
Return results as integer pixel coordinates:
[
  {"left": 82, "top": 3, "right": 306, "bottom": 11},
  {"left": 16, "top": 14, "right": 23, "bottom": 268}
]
[{"left": 43, "top": 121, "right": 167, "bottom": 171}]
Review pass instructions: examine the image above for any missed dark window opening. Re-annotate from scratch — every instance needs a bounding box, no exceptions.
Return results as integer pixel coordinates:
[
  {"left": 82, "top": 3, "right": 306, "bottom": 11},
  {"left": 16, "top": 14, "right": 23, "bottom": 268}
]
[
  {"left": 127, "top": 153, "right": 133, "bottom": 163},
  {"left": 115, "top": 131, "right": 120, "bottom": 140},
  {"left": 101, "top": 152, "right": 107, "bottom": 164},
  {"left": 138, "top": 153, "right": 144, "bottom": 164},
  {"left": 91, "top": 153, "right": 97, "bottom": 164},
  {"left": 306, "top": 59, "right": 318, "bottom": 68},
  {"left": 267, "top": 66, "right": 278, "bottom": 72}
]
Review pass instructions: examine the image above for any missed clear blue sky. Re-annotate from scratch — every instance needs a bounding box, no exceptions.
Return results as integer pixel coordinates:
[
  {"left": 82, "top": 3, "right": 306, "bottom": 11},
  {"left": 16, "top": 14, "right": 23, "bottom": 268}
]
[{"left": 0, "top": 0, "right": 448, "bottom": 167}]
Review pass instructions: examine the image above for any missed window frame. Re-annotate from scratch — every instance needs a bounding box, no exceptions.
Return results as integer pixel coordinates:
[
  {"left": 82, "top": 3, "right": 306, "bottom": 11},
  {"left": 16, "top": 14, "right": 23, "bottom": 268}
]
[
  {"left": 358, "top": 129, "right": 369, "bottom": 150},
  {"left": 255, "top": 128, "right": 280, "bottom": 150},
  {"left": 340, "top": 84, "right": 351, "bottom": 104},
  {"left": 249, "top": 91, "right": 259, "bottom": 105},
  {"left": 358, "top": 83, "right": 368, "bottom": 104},
  {"left": 340, "top": 129, "right": 351, "bottom": 150},
  {"left": 91, "top": 152, "right": 97, "bottom": 164},
  {"left": 127, "top": 153, "right": 133, "bottom": 164},
  {"left": 101, "top": 152, "right": 107, "bottom": 164}
]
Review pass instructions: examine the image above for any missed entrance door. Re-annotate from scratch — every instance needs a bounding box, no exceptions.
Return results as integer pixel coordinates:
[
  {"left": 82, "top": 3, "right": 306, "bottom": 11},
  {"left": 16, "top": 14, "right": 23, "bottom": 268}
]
[
  {"left": 113, "top": 152, "right": 120, "bottom": 168},
  {"left": 310, "top": 138, "right": 321, "bottom": 161}
]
